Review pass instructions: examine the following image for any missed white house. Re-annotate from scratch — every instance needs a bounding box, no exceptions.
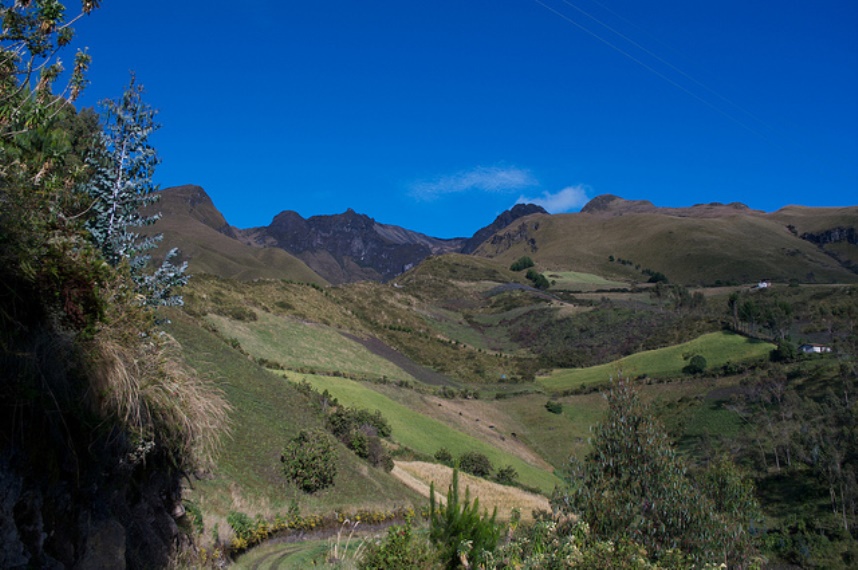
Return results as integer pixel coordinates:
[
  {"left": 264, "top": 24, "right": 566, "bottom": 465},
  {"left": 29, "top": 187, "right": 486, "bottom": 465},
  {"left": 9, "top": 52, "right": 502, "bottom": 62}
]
[{"left": 799, "top": 343, "right": 832, "bottom": 354}]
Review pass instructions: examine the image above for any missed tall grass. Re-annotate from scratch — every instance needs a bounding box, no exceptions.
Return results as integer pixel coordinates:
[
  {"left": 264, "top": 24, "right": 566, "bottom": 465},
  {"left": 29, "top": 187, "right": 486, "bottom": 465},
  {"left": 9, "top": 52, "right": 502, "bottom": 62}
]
[{"left": 85, "top": 285, "right": 230, "bottom": 469}]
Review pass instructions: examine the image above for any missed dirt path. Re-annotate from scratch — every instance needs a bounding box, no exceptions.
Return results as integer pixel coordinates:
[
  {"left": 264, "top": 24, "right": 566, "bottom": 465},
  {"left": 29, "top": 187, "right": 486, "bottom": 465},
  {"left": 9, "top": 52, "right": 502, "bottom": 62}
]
[{"left": 340, "top": 332, "right": 455, "bottom": 386}]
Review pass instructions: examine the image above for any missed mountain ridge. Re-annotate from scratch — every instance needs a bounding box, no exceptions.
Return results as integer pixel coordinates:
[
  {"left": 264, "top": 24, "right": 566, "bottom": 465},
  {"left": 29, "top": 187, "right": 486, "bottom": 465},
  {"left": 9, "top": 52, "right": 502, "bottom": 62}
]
[{"left": 155, "top": 186, "right": 858, "bottom": 286}]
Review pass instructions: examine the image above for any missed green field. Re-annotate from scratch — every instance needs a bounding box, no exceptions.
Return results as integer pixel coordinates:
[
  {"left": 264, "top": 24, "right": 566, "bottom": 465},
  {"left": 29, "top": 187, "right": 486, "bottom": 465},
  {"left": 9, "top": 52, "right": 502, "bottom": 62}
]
[
  {"left": 545, "top": 270, "right": 628, "bottom": 291},
  {"left": 538, "top": 331, "right": 774, "bottom": 393},
  {"left": 207, "top": 311, "right": 416, "bottom": 382},
  {"left": 290, "top": 374, "right": 562, "bottom": 494}
]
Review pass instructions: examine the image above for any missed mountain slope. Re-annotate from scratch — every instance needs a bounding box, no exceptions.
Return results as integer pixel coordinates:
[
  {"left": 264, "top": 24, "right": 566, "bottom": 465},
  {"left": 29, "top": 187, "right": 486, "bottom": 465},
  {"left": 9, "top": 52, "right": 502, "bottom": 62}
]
[
  {"left": 474, "top": 195, "right": 858, "bottom": 285},
  {"left": 153, "top": 185, "right": 327, "bottom": 284},
  {"left": 236, "top": 209, "right": 465, "bottom": 284}
]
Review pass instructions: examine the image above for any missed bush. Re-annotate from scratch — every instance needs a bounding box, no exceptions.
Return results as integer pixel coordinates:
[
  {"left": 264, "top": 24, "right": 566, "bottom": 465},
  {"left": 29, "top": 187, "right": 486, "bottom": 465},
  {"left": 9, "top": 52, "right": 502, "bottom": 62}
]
[
  {"left": 430, "top": 470, "right": 501, "bottom": 569},
  {"left": 281, "top": 429, "right": 337, "bottom": 493},
  {"left": 510, "top": 256, "right": 535, "bottom": 271},
  {"left": 458, "top": 451, "right": 493, "bottom": 478},
  {"left": 525, "top": 269, "right": 550, "bottom": 290},
  {"left": 545, "top": 400, "right": 563, "bottom": 414},
  {"left": 683, "top": 354, "right": 708, "bottom": 374},
  {"left": 359, "top": 518, "right": 435, "bottom": 570},
  {"left": 494, "top": 465, "right": 519, "bottom": 486},
  {"left": 434, "top": 447, "right": 453, "bottom": 466}
]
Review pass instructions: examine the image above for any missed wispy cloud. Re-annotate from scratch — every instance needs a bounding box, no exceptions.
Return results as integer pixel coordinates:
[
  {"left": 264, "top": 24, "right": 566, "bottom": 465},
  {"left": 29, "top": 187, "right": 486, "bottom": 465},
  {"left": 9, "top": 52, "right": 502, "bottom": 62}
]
[
  {"left": 410, "top": 166, "right": 537, "bottom": 201},
  {"left": 517, "top": 185, "right": 590, "bottom": 213}
]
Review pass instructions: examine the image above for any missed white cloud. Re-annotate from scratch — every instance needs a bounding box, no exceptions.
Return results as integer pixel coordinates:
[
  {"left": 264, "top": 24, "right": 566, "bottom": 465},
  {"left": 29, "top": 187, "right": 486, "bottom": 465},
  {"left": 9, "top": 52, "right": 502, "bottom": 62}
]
[
  {"left": 410, "top": 166, "right": 537, "bottom": 200},
  {"left": 516, "top": 185, "right": 590, "bottom": 213}
]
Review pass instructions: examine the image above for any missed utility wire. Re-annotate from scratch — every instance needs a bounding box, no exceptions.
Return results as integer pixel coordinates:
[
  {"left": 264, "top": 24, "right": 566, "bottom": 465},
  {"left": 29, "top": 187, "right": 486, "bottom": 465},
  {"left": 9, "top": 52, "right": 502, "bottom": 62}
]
[{"left": 530, "top": 0, "right": 774, "bottom": 144}]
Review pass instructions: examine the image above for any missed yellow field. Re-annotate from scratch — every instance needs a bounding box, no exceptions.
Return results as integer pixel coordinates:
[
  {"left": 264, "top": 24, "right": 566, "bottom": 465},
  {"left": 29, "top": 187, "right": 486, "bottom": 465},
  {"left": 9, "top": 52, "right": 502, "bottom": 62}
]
[{"left": 392, "top": 461, "right": 551, "bottom": 522}]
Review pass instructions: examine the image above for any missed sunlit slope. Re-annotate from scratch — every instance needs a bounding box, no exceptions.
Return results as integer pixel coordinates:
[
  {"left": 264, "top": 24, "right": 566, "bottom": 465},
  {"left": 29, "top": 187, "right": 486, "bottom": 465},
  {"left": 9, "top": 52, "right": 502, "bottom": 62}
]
[
  {"left": 292, "top": 374, "right": 563, "bottom": 494},
  {"left": 207, "top": 310, "right": 418, "bottom": 382},
  {"left": 769, "top": 205, "right": 858, "bottom": 269},
  {"left": 539, "top": 331, "right": 774, "bottom": 393},
  {"left": 154, "top": 185, "right": 327, "bottom": 283},
  {"left": 166, "top": 311, "right": 422, "bottom": 519},
  {"left": 474, "top": 211, "right": 858, "bottom": 285}
]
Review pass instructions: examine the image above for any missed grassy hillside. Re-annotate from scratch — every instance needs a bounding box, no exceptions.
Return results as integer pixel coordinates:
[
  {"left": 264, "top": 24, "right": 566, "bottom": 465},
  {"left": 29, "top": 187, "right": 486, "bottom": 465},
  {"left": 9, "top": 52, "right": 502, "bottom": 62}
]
[
  {"left": 474, "top": 211, "right": 858, "bottom": 285},
  {"left": 207, "top": 311, "right": 418, "bottom": 382},
  {"left": 538, "top": 331, "right": 774, "bottom": 393},
  {"left": 290, "top": 373, "right": 563, "bottom": 493},
  {"left": 166, "top": 312, "right": 423, "bottom": 542},
  {"left": 153, "top": 186, "right": 327, "bottom": 283}
]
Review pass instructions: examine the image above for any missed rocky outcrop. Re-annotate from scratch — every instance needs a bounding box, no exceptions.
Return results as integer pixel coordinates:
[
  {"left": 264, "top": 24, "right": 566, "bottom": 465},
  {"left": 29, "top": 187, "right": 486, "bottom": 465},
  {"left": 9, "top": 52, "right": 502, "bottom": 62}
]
[
  {"left": 461, "top": 203, "right": 547, "bottom": 254},
  {"left": 800, "top": 226, "right": 857, "bottom": 246}
]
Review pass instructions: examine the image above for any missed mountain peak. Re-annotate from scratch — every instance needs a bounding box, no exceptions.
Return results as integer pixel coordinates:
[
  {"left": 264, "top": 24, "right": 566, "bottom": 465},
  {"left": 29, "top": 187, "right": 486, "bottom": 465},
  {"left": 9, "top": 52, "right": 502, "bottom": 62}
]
[{"left": 461, "top": 203, "right": 548, "bottom": 254}]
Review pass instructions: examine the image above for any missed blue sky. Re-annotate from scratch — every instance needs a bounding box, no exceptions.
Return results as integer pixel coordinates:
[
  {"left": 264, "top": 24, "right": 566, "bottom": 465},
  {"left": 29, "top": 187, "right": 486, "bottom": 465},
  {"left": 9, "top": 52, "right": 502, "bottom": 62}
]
[{"left": 71, "top": 1, "right": 857, "bottom": 238}]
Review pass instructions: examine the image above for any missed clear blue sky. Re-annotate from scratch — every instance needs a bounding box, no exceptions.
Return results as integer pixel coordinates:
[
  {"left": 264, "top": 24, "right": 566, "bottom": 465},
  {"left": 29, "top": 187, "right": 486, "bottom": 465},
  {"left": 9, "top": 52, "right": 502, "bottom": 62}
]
[{"left": 71, "top": 1, "right": 857, "bottom": 238}]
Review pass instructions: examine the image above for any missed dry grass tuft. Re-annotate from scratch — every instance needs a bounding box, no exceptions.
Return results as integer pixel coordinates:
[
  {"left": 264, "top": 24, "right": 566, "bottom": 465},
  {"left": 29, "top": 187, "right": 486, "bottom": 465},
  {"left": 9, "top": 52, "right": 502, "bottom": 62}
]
[{"left": 85, "top": 280, "right": 231, "bottom": 469}]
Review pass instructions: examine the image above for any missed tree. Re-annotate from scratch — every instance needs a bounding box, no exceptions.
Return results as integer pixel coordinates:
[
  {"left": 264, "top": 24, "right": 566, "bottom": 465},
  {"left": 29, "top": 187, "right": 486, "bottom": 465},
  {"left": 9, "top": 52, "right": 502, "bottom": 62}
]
[
  {"left": 458, "top": 450, "right": 493, "bottom": 478},
  {"left": 84, "top": 76, "right": 187, "bottom": 306},
  {"left": 1, "top": 0, "right": 99, "bottom": 140},
  {"left": 510, "top": 256, "right": 535, "bottom": 271},
  {"left": 429, "top": 469, "right": 501, "bottom": 569},
  {"left": 554, "top": 378, "right": 759, "bottom": 566},
  {"left": 684, "top": 354, "right": 708, "bottom": 375}
]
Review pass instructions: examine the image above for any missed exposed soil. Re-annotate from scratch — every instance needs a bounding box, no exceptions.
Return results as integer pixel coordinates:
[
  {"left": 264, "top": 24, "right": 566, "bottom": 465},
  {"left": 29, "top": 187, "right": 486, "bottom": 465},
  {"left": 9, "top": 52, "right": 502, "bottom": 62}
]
[{"left": 340, "top": 332, "right": 455, "bottom": 386}]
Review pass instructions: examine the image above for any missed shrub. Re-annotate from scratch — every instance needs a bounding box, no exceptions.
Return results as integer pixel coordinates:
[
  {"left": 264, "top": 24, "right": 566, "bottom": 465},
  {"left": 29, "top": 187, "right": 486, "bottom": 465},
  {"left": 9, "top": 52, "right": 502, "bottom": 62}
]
[
  {"left": 434, "top": 447, "right": 453, "bottom": 466},
  {"left": 525, "top": 269, "right": 550, "bottom": 290},
  {"left": 458, "top": 451, "right": 493, "bottom": 478},
  {"left": 683, "top": 354, "right": 708, "bottom": 374},
  {"left": 510, "top": 256, "right": 535, "bottom": 271},
  {"left": 281, "top": 429, "right": 337, "bottom": 493},
  {"left": 430, "top": 470, "right": 501, "bottom": 569},
  {"left": 359, "top": 517, "right": 435, "bottom": 570},
  {"left": 545, "top": 400, "right": 563, "bottom": 414},
  {"left": 494, "top": 465, "right": 519, "bottom": 486}
]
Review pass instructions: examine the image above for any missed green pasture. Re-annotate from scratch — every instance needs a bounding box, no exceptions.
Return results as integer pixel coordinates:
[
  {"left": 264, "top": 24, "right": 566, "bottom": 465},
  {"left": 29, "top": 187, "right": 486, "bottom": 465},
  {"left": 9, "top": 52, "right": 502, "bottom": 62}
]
[
  {"left": 545, "top": 270, "right": 628, "bottom": 291},
  {"left": 207, "top": 311, "right": 416, "bottom": 382},
  {"left": 538, "top": 331, "right": 774, "bottom": 393},
  {"left": 289, "top": 374, "right": 562, "bottom": 494}
]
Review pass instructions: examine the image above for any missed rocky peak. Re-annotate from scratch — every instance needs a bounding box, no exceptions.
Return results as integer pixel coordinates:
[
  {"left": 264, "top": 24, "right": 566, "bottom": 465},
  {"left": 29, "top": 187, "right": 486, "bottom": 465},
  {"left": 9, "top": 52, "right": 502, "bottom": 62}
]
[{"left": 461, "top": 203, "right": 548, "bottom": 254}]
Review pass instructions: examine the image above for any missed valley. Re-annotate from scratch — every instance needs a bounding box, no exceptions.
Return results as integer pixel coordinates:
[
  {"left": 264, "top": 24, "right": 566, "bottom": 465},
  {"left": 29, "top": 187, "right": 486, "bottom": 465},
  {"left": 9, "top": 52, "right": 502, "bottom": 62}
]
[{"left": 155, "top": 192, "right": 857, "bottom": 566}]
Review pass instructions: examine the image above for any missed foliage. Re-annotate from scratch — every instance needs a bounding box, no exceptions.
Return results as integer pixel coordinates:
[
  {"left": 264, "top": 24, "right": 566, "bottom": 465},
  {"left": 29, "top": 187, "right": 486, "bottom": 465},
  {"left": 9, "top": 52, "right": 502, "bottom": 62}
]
[
  {"left": 554, "top": 378, "right": 760, "bottom": 566},
  {"left": 509, "top": 256, "right": 535, "bottom": 271},
  {"left": 429, "top": 469, "right": 502, "bottom": 569},
  {"left": 281, "top": 429, "right": 338, "bottom": 493},
  {"left": 647, "top": 271, "right": 669, "bottom": 284},
  {"left": 684, "top": 354, "right": 707, "bottom": 375},
  {"left": 769, "top": 340, "right": 797, "bottom": 363},
  {"left": 359, "top": 517, "right": 435, "bottom": 570},
  {"left": 545, "top": 399, "right": 563, "bottom": 414},
  {"left": 458, "top": 450, "right": 494, "bottom": 478},
  {"left": 525, "top": 268, "right": 550, "bottom": 289},
  {"left": 494, "top": 465, "right": 519, "bottom": 486},
  {"left": 434, "top": 447, "right": 454, "bottom": 466},
  {"left": 0, "top": 0, "right": 97, "bottom": 140},
  {"left": 84, "top": 76, "right": 187, "bottom": 306},
  {"left": 327, "top": 405, "right": 393, "bottom": 469},
  {"left": 491, "top": 516, "right": 702, "bottom": 569}
]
